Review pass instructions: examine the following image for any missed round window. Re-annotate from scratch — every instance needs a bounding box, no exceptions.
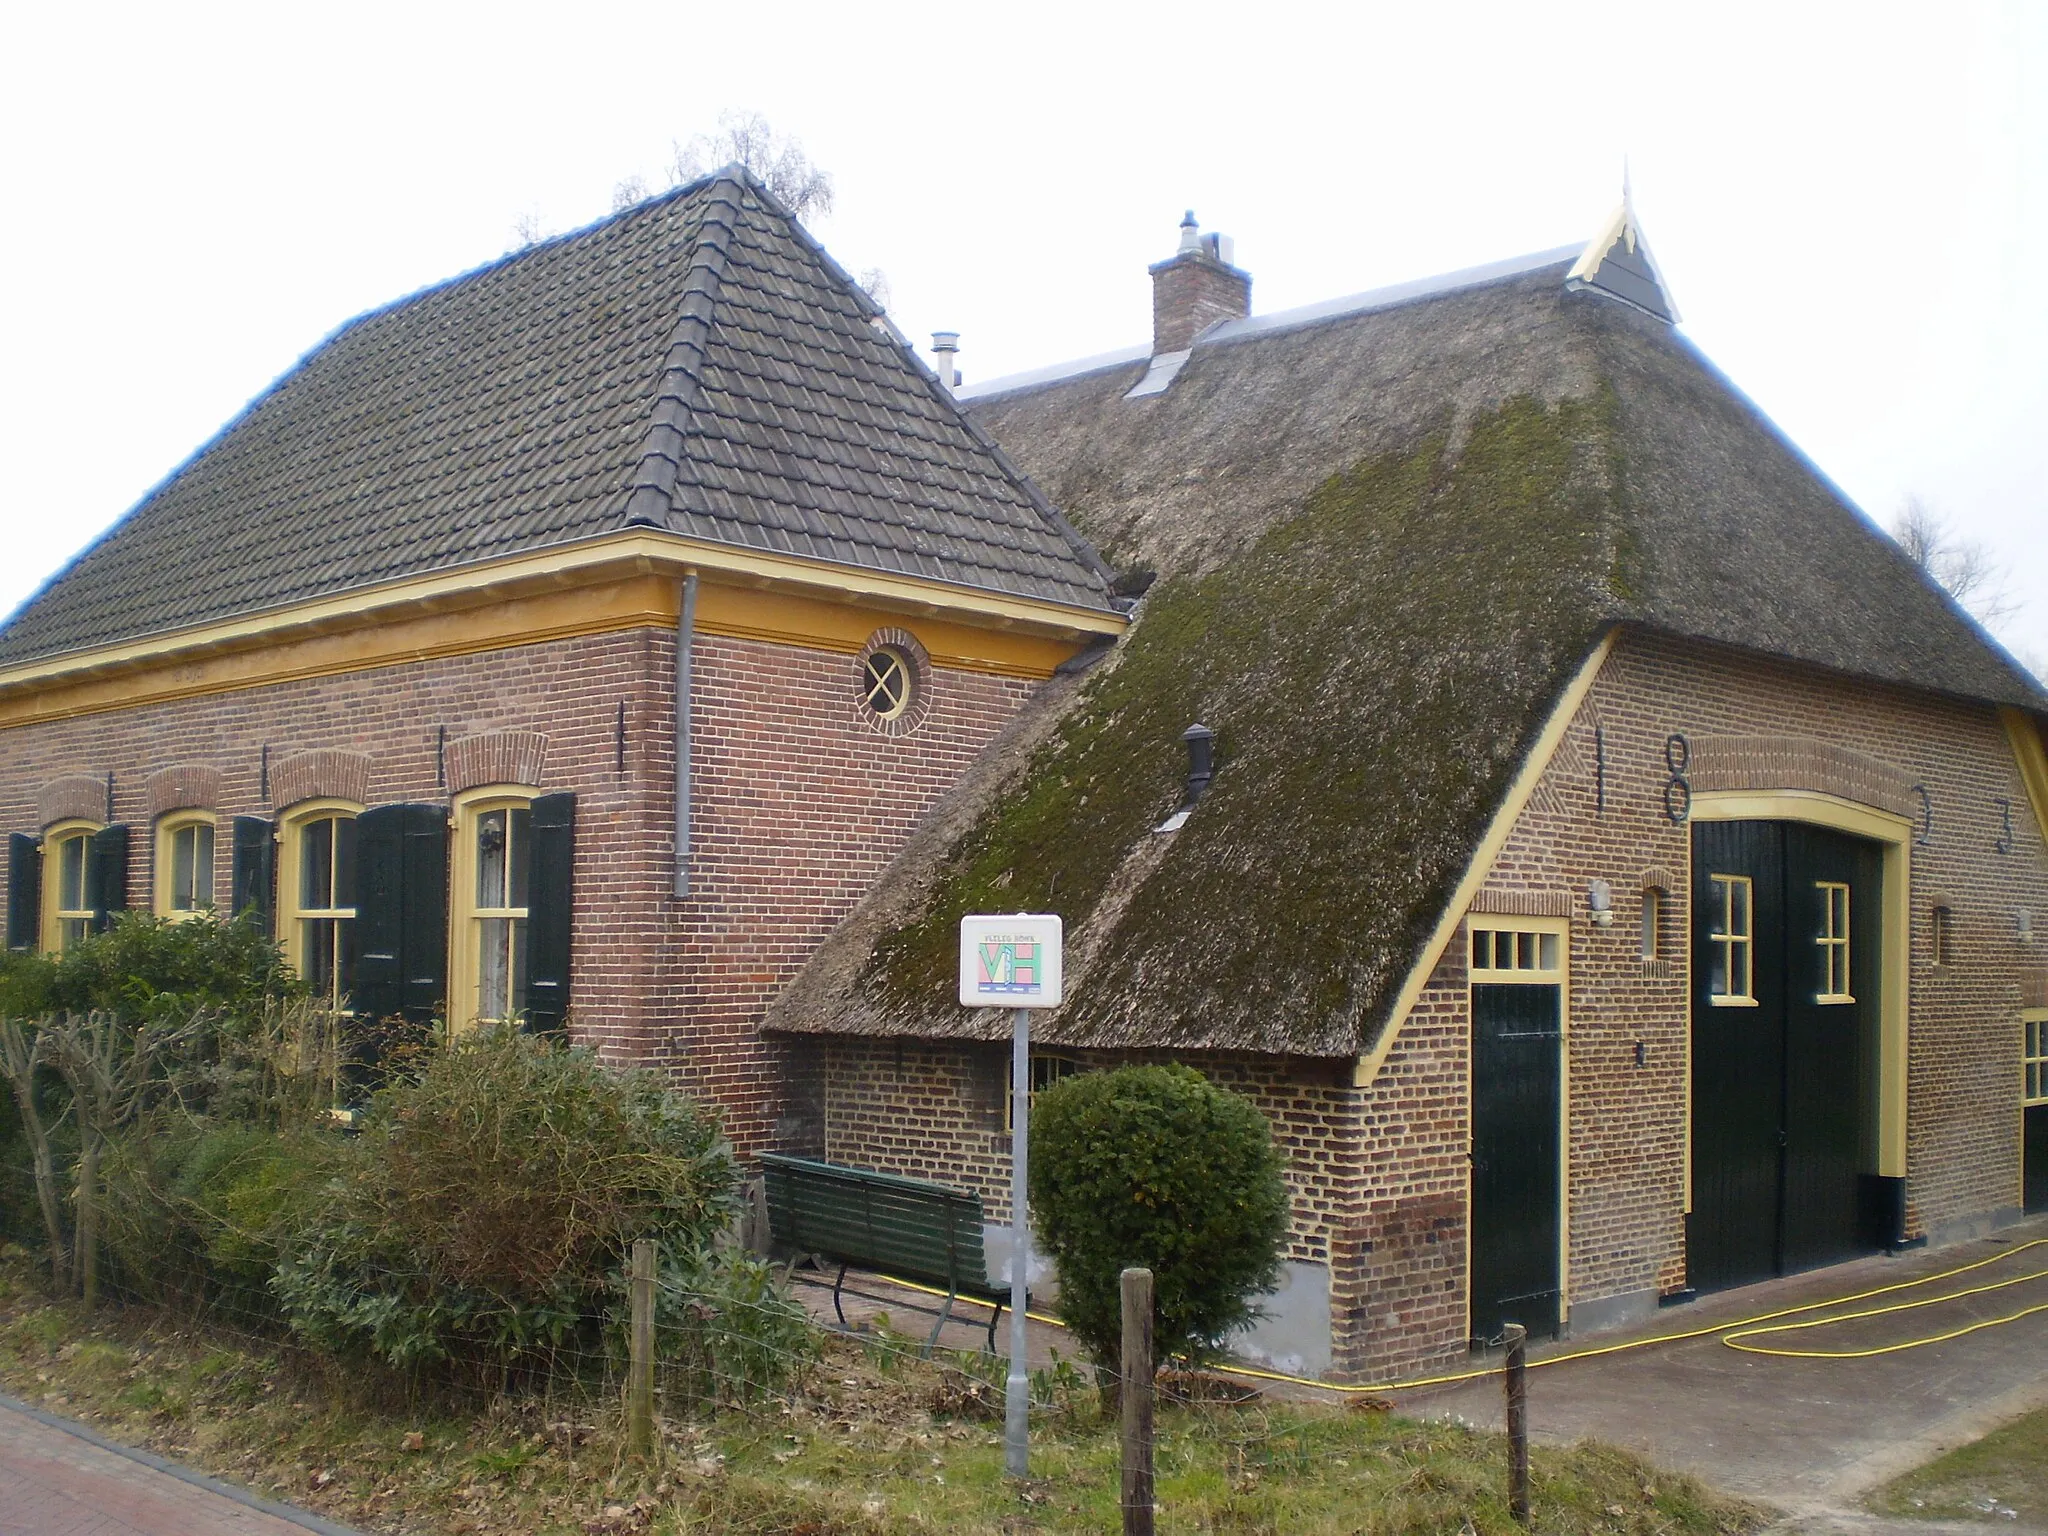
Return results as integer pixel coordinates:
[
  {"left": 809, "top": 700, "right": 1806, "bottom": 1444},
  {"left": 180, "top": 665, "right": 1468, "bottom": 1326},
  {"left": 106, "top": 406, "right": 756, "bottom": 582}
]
[{"left": 860, "top": 647, "right": 912, "bottom": 720}]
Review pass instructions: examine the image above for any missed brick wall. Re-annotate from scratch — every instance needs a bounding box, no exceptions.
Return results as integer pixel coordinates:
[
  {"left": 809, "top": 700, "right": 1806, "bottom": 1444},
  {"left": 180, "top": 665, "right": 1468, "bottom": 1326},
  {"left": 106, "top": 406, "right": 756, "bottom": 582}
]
[
  {"left": 821, "top": 1037, "right": 1362, "bottom": 1268},
  {"left": 0, "top": 623, "right": 1036, "bottom": 1152},
  {"left": 1333, "top": 628, "right": 2048, "bottom": 1376}
]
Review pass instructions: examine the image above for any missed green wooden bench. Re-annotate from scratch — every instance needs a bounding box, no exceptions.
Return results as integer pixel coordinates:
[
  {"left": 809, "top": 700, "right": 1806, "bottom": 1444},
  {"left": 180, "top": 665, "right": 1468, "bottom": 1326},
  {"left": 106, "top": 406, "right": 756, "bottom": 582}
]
[{"left": 759, "top": 1153, "right": 1021, "bottom": 1356}]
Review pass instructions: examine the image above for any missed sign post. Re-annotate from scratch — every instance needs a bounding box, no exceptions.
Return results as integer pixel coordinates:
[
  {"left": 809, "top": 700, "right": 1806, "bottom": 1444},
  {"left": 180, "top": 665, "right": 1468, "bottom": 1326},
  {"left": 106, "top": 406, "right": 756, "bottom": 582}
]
[{"left": 959, "top": 913, "right": 1064, "bottom": 1480}]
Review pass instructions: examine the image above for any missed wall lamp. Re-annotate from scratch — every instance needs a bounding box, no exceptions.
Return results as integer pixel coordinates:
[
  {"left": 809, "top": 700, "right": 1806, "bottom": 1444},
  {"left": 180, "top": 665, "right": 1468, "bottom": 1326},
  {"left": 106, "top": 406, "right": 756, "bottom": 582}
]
[
  {"left": 2020, "top": 908, "right": 2035, "bottom": 946},
  {"left": 1588, "top": 879, "right": 1614, "bottom": 927}
]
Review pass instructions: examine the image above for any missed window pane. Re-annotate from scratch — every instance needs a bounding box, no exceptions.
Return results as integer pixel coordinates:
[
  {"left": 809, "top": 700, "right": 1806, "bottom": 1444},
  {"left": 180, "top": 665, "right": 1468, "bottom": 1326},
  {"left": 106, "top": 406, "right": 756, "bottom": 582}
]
[
  {"left": 303, "top": 820, "right": 332, "bottom": 910},
  {"left": 477, "top": 810, "right": 508, "bottom": 908},
  {"left": 333, "top": 817, "right": 356, "bottom": 913},
  {"left": 510, "top": 807, "right": 532, "bottom": 910},
  {"left": 61, "top": 916, "right": 88, "bottom": 951},
  {"left": 479, "top": 915, "right": 510, "bottom": 1019},
  {"left": 512, "top": 915, "right": 530, "bottom": 1017},
  {"left": 192, "top": 824, "right": 214, "bottom": 907},
  {"left": 1472, "top": 929, "right": 1486, "bottom": 969},
  {"left": 59, "top": 836, "right": 85, "bottom": 911},
  {"left": 172, "top": 826, "right": 196, "bottom": 909},
  {"left": 1539, "top": 932, "right": 1560, "bottom": 971},
  {"left": 304, "top": 917, "right": 334, "bottom": 997},
  {"left": 1641, "top": 891, "right": 1658, "bottom": 960}
]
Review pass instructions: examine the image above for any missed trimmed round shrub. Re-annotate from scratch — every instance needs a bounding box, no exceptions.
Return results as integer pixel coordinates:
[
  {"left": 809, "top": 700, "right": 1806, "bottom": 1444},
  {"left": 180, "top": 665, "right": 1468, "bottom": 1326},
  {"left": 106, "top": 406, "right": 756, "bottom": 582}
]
[{"left": 1029, "top": 1064, "right": 1289, "bottom": 1379}]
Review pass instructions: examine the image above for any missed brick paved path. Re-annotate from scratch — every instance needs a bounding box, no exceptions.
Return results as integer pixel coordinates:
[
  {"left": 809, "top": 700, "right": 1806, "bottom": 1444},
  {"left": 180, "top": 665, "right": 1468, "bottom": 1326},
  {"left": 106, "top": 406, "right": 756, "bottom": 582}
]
[{"left": 0, "top": 1396, "right": 352, "bottom": 1536}]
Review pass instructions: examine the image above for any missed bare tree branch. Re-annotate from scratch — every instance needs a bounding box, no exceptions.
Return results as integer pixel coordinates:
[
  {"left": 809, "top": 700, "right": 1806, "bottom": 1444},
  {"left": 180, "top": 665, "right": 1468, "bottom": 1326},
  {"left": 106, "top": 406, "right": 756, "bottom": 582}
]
[
  {"left": 670, "top": 110, "right": 835, "bottom": 222},
  {"left": 1889, "top": 496, "right": 2021, "bottom": 632}
]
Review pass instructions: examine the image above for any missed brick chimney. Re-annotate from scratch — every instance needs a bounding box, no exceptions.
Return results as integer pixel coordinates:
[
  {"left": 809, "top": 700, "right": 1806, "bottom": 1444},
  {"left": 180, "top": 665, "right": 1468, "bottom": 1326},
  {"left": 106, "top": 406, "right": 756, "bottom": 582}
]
[{"left": 1148, "top": 211, "right": 1250, "bottom": 354}]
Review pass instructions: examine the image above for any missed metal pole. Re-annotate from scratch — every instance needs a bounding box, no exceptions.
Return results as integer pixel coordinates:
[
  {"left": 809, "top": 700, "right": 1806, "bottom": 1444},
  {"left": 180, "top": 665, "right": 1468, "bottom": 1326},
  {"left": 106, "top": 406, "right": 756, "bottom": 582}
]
[
  {"left": 1006, "top": 1005, "right": 1031, "bottom": 1478},
  {"left": 1503, "top": 1321, "right": 1529, "bottom": 1524}
]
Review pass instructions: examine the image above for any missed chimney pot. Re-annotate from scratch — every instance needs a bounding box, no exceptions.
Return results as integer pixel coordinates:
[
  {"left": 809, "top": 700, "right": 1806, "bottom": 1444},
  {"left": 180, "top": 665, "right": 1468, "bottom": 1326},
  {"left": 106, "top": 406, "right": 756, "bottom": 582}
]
[
  {"left": 1182, "top": 722, "right": 1216, "bottom": 803},
  {"left": 1149, "top": 214, "right": 1250, "bottom": 356},
  {"left": 930, "top": 330, "right": 961, "bottom": 391}
]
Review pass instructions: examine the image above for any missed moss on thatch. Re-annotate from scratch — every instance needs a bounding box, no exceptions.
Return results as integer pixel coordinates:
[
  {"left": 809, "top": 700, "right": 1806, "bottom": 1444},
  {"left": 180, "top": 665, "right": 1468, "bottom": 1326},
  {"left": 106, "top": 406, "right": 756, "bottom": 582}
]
[{"left": 857, "top": 391, "right": 1623, "bottom": 1055}]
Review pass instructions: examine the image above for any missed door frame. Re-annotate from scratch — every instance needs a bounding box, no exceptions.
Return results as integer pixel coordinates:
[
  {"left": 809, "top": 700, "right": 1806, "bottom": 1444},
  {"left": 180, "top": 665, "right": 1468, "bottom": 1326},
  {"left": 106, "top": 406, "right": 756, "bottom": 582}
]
[
  {"left": 1688, "top": 791, "right": 1912, "bottom": 1216},
  {"left": 1464, "top": 912, "right": 1571, "bottom": 1336}
]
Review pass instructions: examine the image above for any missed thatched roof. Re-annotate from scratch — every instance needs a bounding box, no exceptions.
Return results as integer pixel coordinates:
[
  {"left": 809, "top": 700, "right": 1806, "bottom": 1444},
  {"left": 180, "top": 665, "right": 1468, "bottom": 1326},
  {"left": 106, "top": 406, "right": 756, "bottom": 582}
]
[
  {"left": 766, "top": 239, "right": 2045, "bottom": 1059},
  {"left": 0, "top": 168, "right": 1112, "bottom": 668}
]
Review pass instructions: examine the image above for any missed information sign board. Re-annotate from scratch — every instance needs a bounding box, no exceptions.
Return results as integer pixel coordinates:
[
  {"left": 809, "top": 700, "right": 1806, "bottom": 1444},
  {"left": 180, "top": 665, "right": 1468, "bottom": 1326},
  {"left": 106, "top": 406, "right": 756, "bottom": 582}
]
[{"left": 958, "top": 913, "right": 1064, "bottom": 1009}]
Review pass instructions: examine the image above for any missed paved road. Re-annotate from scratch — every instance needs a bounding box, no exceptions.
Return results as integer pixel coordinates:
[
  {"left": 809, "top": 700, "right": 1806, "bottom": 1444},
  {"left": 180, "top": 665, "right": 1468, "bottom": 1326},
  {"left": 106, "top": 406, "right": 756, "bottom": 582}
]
[
  {"left": 0, "top": 1394, "right": 353, "bottom": 1536},
  {"left": 1398, "top": 1218, "right": 2048, "bottom": 1531}
]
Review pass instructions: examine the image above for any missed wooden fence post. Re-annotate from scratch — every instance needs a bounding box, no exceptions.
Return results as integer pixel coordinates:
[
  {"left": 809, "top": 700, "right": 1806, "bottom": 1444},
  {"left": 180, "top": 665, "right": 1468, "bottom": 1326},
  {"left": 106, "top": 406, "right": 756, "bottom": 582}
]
[
  {"left": 1502, "top": 1321, "right": 1529, "bottom": 1524},
  {"left": 1121, "top": 1266, "right": 1155, "bottom": 1536},
  {"left": 626, "top": 1238, "right": 656, "bottom": 1460}
]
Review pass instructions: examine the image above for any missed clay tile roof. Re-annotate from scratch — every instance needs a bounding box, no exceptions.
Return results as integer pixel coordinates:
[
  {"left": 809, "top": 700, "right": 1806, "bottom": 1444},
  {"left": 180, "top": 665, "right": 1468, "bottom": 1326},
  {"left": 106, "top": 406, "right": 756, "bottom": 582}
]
[
  {"left": 767, "top": 244, "right": 2045, "bottom": 1059},
  {"left": 0, "top": 168, "right": 1113, "bottom": 667}
]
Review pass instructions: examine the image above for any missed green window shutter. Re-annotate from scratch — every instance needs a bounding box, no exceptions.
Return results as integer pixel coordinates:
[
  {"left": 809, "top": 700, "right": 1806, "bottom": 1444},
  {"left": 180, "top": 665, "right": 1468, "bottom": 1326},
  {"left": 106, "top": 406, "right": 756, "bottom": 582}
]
[
  {"left": 524, "top": 792, "right": 575, "bottom": 1035},
  {"left": 399, "top": 803, "right": 448, "bottom": 1024},
  {"left": 7, "top": 833, "right": 41, "bottom": 951},
  {"left": 231, "top": 816, "right": 275, "bottom": 923},
  {"left": 352, "top": 804, "right": 408, "bottom": 1022},
  {"left": 87, "top": 824, "right": 130, "bottom": 932}
]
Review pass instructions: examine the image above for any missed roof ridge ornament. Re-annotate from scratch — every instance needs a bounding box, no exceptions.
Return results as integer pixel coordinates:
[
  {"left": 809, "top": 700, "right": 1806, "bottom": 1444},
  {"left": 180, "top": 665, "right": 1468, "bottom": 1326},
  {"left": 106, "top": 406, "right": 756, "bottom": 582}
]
[{"left": 1565, "top": 174, "right": 1681, "bottom": 324}]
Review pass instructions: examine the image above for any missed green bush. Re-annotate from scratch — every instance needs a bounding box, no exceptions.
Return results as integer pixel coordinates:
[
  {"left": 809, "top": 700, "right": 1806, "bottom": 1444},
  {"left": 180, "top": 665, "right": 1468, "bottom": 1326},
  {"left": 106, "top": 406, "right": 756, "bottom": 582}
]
[
  {"left": 99, "top": 1116, "right": 343, "bottom": 1317},
  {"left": 1030, "top": 1064, "right": 1290, "bottom": 1380},
  {"left": 41, "top": 911, "right": 301, "bottom": 1026},
  {"left": 275, "top": 1028, "right": 741, "bottom": 1377}
]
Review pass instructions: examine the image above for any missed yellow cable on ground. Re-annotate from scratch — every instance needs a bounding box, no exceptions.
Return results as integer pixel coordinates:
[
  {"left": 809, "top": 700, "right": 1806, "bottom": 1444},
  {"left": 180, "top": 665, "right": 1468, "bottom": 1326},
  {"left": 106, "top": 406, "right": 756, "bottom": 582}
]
[{"left": 806, "top": 1238, "right": 2048, "bottom": 1394}]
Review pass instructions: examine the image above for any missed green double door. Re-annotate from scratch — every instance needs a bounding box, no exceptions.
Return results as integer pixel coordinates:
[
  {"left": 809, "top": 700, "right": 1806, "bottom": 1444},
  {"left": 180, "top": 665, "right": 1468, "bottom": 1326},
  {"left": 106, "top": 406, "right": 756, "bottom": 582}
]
[{"left": 1689, "top": 821, "right": 1883, "bottom": 1292}]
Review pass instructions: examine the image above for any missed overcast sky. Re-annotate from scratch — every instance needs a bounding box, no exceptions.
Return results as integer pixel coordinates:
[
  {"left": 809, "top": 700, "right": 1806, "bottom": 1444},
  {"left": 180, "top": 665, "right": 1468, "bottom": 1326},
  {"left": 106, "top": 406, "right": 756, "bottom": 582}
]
[{"left": 2, "top": 1, "right": 2042, "bottom": 676}]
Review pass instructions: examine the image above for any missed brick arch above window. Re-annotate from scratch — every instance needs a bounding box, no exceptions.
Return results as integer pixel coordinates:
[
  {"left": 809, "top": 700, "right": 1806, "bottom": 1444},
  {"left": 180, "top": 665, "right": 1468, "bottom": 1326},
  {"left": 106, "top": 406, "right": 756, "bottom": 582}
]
[
  {"left": 272, "top": 749, "right": 373, "bottom": 811},
  {"left": 1638, "top": 865, "right": 1679, "bottom": 894},
  {"left": 1469, "top": 888, "right": 1571, "bottom": 918},
  {"left": 446, "top": 731, "right": 549, "bottom": 796},
  {"left": 1688, "top": 734, "right": 1914, "bottom": 819},
  {"left": 146, "top": 764, "right": 224, "bottom": 820},
  {"left": 37, "top": 775, "right": 106, "bottom": 830},
  {"left": 853, "top": 627, "right": 934, "bottom": 736}
]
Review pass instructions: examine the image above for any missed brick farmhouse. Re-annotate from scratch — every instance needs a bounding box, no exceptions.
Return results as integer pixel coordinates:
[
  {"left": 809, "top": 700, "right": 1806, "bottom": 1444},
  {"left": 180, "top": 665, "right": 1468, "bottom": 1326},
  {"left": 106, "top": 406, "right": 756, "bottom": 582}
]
[{"left": 4, "top": 176, "right": 2047, "bottom": 1380}]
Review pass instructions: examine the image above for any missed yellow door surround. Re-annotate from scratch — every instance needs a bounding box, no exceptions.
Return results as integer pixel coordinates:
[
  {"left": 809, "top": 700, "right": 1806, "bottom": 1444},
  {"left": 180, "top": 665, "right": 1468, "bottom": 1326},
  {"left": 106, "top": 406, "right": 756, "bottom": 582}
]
[
  {"left": 0, "top": 531, "right": 1126, "bottom": 729},
  {"left": 1689, "top": 790, "right": 1912, "bottom": 1181}
]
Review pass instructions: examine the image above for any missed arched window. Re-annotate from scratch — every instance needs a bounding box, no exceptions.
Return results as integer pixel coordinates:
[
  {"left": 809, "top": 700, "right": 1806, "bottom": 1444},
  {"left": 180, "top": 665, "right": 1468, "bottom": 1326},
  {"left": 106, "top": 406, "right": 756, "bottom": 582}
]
[
  {"left": 277, "top": 800, "right": 361, "bottom": 1011},
  {"left": 41, "top": 820, "right": 100, "bottom": 953},
  {"left": 154, "top": 812, "right": 217, "bottom": 918},
  {"left": 450, "top": 787, "right": 537, "bottom": 1028}
]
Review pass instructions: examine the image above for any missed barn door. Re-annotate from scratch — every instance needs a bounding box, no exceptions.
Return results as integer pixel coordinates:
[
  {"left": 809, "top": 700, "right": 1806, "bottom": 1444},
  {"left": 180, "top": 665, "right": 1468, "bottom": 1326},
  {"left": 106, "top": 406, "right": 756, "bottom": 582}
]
[
  {"left": 1470, "top": 952, "right": 1563, "bottom": 1343},
  {"left": 1690, "top": 820, "right": 1881, "bottom": 1293}
]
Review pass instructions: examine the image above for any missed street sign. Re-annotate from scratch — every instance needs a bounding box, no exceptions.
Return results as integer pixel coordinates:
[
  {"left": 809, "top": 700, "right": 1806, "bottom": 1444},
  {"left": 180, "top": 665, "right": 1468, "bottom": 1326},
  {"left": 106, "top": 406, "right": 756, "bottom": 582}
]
[
  {"left": 958, "top": 913, "right": 1063, "bottom": 1009},
  {"left": 960, "top": 911, "right": 1064, "bottom": 1480}
]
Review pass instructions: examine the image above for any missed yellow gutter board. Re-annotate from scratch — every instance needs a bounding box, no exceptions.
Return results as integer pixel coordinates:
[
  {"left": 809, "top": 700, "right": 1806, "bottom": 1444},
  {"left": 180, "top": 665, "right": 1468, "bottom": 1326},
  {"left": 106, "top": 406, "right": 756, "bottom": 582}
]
[{"left": 0, "top": 532, "right": 1117, "bottom": 728}]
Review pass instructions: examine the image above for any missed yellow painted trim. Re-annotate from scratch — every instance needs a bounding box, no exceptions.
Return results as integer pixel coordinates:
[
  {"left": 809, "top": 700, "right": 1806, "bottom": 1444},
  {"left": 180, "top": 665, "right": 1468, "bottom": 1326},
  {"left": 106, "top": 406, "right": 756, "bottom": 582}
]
[
  {"left": 1693, "top": 789, "right": 1913, "bottom": 1179},
  {"left": 447, "top": 785, "right": 537, "bottom": 1034},
  {"left": 39, "top": 820, "right": 100, "bottom": 954},
  {"left": 2001, "top": 709, "right": 2048, "bottom": 852},
  {"left": 275, "top": 800, "right": 364, "bottom": 1003},
  {"left": 1353, "top": 630, "right": 1618, "bottom": 1092},
  {"left": 0, "top": 567, "right": 1094, "bottom": 730},
  {"left": 152, "top": 810, "right": 219, "bottom": 920},
  {"left": 2024, "top": 1008, "right": 2048, "bottom": 1210},
  {"left": 0, "top": 531, "right": 1123, "bottom": 728}
]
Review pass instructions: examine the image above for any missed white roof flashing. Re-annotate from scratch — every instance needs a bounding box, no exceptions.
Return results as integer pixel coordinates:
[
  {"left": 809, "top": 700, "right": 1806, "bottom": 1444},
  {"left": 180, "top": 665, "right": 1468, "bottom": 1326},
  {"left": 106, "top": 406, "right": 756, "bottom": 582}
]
[{"left": 956, "top": 244, "right": 1582, "bottom": 403}]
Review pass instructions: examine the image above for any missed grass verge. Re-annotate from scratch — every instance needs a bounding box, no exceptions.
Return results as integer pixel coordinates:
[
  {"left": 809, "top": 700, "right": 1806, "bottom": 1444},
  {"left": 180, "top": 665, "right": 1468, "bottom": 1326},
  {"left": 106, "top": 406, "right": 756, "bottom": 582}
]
[
  {"left": 1867, "top": 1405, "right": 2048, "bottom": 1525},
  {"left": 0, "top": 1250, "right": 1768, "bottom": 1535}
]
